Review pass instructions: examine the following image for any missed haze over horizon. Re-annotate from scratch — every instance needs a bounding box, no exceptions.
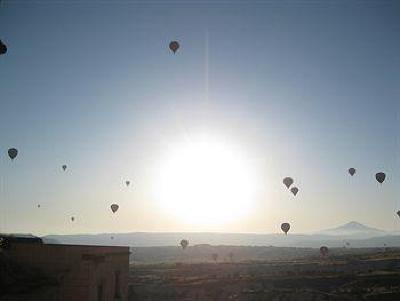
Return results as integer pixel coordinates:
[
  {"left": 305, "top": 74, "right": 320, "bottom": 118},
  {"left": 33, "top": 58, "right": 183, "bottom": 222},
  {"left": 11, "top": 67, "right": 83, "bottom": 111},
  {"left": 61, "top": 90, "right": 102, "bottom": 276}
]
[
  {"left": 36, "top": 220, "right": 389, "bottom": 235},
  {"left": 0, "top": 0, "right": 399, "bottom": 236}
]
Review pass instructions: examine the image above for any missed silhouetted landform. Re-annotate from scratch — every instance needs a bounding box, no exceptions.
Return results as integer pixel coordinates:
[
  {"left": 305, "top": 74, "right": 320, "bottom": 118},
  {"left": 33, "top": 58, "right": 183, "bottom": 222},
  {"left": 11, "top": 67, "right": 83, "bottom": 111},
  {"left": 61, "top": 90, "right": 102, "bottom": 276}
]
[
  {"left": 0, "top": 233, "right": 43, "bottom": 245},
  {"left": 43, "top": 222, "right": 400, "bottom": 249},
  {"left": 317, "top": 221, "right": 387, "bottom": 238},
  {"left": 128, "top": 251, "right": 400, "bottom": 300}
]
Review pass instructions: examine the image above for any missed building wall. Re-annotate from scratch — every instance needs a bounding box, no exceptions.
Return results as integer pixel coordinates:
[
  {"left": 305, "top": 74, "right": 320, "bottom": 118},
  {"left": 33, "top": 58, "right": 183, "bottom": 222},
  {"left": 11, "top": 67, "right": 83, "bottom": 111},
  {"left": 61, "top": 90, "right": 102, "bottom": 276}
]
[{"left": 7, "top": 243, "right": 130, "bottom": 301}]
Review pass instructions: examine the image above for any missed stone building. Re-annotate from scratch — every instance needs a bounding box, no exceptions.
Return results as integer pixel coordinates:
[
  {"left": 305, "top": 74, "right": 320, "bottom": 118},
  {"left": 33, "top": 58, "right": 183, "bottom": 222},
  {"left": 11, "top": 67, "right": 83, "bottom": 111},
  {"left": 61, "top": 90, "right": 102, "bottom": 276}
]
[{"left": 0, "top": 234, "right": 130, "bottom": 301}]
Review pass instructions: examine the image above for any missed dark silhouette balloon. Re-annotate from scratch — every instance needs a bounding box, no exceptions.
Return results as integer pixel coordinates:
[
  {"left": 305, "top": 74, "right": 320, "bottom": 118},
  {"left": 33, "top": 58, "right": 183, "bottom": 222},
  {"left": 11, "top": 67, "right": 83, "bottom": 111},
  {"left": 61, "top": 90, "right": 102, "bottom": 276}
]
[
  {"left": 37, "top": 204, "right": 41, "bottom": 208},
  {"left": 62, "top": 165, "right": 67, "bottom": 171},
  {"left": 290, "top": 187, "right": 299, "bottom": 196},
  {"left": 283, "top": 177, "right": 294, "bottom": 189},
  {"left": 375, "top": 172, "right": 386, "bottom": 184},
  {"left": 8, "top": 148, "right": 18, "bottom": 160},
  {"left": 169, "top": 41, "right": 180, "bottom": 54},
  {"left": 212, "top": 253, "right": 218, "bottom": 263},
  {"left": 71, "top": 216, "right": 75, "bottom": 222},
  {"left": 348, "top": 168, "right": 356, "bottom": 176},
  {"left": 320, "top": 246, "right": 329, "bottom": 257},
  {"left": 180, "top": 239, "right": 189, "bottom": 250},
  {"left": 125, "top": 180, "right": 130, "bottom": 187},
  {"left": 397, "top": 210, "right": 400, "bottom": 218},
  {"left": 0, "top": 39, "right": 7, "bottom": 55},
  {"left": 111, "top": 204, "right": 119, "bottom": 213},
  {"left": 281, "top": 223, "right": 290, "bottom": 235}
]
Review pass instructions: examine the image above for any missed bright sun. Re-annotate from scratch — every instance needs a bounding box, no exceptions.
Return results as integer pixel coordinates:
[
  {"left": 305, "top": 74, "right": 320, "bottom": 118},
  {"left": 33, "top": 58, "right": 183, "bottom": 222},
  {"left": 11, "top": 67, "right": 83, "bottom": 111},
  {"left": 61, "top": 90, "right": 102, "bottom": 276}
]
[{"left": 155, "top": 135, "right": 256, "bottom": 227}]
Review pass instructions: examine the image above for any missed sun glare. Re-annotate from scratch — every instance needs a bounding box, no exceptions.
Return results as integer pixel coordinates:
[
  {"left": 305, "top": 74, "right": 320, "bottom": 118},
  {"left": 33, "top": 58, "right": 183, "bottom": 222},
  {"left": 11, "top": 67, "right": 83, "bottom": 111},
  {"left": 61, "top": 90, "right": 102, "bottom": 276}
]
[{"left": 155, "top": 136, "right": 256, "bottom": 227}]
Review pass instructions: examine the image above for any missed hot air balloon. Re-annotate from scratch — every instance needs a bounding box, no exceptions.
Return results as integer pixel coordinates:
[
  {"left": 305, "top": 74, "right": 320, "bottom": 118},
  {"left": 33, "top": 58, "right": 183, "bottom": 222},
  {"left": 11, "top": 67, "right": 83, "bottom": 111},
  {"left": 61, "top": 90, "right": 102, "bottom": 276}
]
[
  {"left": 348, "top": 168, "right": 356, "bottom": 176},
  {"left": 37, "top": 204, "right": 41, "bottom": 208},
  {"left": 180, "top": 239, "right": 189, "bottom": 250},
  {"left": 0, "top": 39, "right": 7, "bottom": 55},
  {"left": 397, "top": 210, "right": 400, "bottom": 218},
  {"left": 111, "top": 236, "right": 114, "bottom": 240},
  {"left": 290, "top": 187, "right": 299, "bottom": 196},
  {"left": 169, "top": 41, "right": 180, "bottom": 54},
  {"left": 8, "top": 148, "right": 18, "bottom": 160},
  {"left": 71, "top": 216, "right": 75, "bottom": 222},
  {"left": 320, "top": 246, "right": 329, "bottom": 257},
  {"left": 281, "top": 223, "right": 290, "bottom": 235},
  {"left": 283, "top": 177, "right": 294, "bottom": 189},
  {"left": 125, "top": 180, "right": 130, "bottom": 187},
  {"left": 111, "top": 204, "right": 119, "bottom": 213},
  {"left": 375, "top": 172, "right": 386, "bottom": 184},
  {"left": 62, "top": 165, "right": 67, "bottom": 171}
]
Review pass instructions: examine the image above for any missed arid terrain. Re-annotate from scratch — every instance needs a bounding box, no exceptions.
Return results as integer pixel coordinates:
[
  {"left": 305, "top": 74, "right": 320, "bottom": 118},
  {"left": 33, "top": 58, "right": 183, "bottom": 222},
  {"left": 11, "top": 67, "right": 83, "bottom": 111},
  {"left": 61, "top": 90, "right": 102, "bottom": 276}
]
[{"left": 128, "top": 248, "right": 400, "bottom": 301}]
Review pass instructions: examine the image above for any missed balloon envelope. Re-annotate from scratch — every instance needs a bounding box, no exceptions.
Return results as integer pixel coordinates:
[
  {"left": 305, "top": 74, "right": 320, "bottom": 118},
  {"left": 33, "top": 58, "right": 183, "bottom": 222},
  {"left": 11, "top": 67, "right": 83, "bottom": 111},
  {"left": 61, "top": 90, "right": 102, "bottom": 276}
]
[
  {"left": 283, "top": 177, "right": 294, "bottom": 189},
  {"left": 125, "top": 181, "right": 130, "bottom": 187},
  {"left": 320, "top": 246, "right": 329, "bottom": 256},
  {"left": 348, "top": 168, "right": 356, "bottom": 176},
  {"left": 8, "top": 148, "right": 18, "bottom": 160},
  {"left": 375, "top": 172, "right": 386, "bottom": 184},
  {"left": 290, "top": 187, "right": 299, "bottom": 196},
  {"left": 0, "top": 40, "right": 7, "bottom": 55},
  {"left": 111, "top": 204, "right": 119, "bottom": 213},
  {"left": 169, "top": 41, "right": 180, "bottom": 53},
  {"left": 281, "top": 223, "right": 290, "bottom": 235},
  {"left": 71, "top": 217, "right": 75, "bottom": 222},
  {"left": 180, "top": 239, "right": 189, "bottom": 250},
  {"left": 397, "top": 210, "right": 400, "bottom": 218},
  {"left": 62, "top": 165, "right": 67, "bottom": 171}
]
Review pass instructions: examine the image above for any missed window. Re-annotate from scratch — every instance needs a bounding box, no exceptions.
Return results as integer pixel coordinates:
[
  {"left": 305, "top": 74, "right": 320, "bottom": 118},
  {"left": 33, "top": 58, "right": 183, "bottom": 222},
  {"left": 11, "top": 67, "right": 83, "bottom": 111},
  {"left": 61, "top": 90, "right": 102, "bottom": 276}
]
[
  {"left": 97, "top": 284, "right": 103, "bottom": 301},
  {"left": 114, "top": 271, "right": 121, "bottom": 299}
]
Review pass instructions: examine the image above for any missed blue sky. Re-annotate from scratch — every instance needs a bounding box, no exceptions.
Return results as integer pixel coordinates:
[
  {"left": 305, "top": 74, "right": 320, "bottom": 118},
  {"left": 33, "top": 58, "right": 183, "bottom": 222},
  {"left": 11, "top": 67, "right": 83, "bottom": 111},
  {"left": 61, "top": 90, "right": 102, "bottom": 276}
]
[{"left": 0, "top": 1, "right": 399, "bottom": 235}]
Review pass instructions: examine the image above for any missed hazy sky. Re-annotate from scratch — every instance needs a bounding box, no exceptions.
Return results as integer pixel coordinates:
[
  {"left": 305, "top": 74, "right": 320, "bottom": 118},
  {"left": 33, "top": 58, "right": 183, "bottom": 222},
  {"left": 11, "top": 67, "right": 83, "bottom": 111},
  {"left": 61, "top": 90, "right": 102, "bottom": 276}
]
[{"left": 0, "top": 0, "right": 399, "bottom": 235}]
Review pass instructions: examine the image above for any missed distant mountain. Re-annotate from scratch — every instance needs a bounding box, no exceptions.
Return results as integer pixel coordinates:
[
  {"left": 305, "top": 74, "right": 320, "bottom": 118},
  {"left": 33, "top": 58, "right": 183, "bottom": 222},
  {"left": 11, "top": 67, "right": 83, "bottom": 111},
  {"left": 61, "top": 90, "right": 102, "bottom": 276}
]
[
  {"left": 317, "top": 221, "right": 387, "bottom": 239},
  {"left": 41, "top": 221, "right": 399, "bottom": 249}
]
